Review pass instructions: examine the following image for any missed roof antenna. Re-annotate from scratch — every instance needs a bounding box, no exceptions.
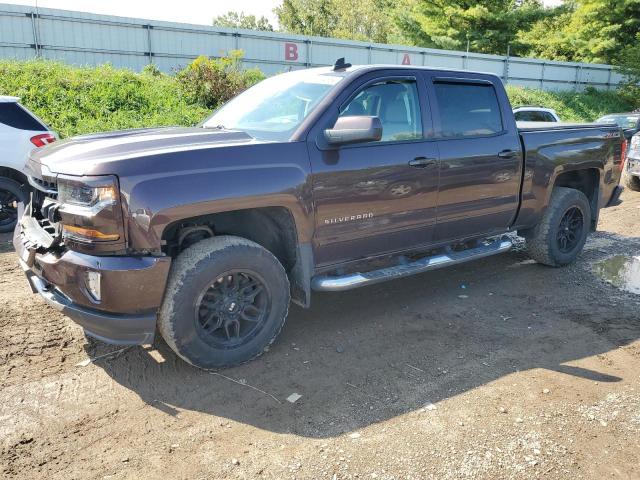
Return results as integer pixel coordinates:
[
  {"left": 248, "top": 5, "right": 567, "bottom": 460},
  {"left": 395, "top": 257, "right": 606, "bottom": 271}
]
[{"left": 333, "top": 57, "right": 351, "bottom": 71}]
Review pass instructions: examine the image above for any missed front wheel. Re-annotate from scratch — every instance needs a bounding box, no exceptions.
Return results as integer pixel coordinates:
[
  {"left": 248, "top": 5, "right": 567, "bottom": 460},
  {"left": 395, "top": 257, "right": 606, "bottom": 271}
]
[
  {"left": 524, "top": 187, "right": 591, "bottom": 267},
  {"left": 158, "top": 235, "right": 290, "bottom": 369}
]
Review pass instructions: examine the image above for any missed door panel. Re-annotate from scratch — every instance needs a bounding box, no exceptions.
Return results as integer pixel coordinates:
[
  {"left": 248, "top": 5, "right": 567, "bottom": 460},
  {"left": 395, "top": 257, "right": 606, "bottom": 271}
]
[
  {"left": 428, "top": 78, "right": 522, "bottom": 242},
  {"left": 308, "top": 74, "right": 439, "bottom": 266},
  {"left": 311, "top": 142, "right": 439, "bottom": 265},
  {"left": 435, "top": 136, "right": 522, "bottom": 241}
]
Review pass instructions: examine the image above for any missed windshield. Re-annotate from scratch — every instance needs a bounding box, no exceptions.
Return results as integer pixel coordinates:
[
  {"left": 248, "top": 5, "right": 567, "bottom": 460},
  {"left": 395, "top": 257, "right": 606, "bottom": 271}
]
[
  {"left": 596, "top": 115, "right": 640, "bottom": 129},
  {"left": 202, "top": 68, "right": 346, "bottom": 141}
]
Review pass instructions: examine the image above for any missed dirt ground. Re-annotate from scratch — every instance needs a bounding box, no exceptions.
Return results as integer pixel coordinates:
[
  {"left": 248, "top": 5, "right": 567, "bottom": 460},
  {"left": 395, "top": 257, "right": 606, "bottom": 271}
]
[{"left": 1, "top": 192, "right": 639, "bottom": 480}]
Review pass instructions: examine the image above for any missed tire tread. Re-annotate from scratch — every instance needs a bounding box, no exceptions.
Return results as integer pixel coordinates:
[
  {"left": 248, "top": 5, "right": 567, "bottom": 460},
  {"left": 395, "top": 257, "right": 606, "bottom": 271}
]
[
  {"left": 158, "top": 235, "right": 289, "bottom": 369},
  {"left": 525, "top": 187, "right": 590, "bottom": 267}
]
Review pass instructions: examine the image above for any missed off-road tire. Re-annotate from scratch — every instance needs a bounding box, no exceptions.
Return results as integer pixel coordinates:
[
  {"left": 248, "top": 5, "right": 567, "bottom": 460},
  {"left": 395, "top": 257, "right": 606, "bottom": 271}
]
[
  {"left": 622, "top": 171, "right": 640, "bottom": 192},
  {"left": 0, "top": 177, "right": 27, "bottom": 233},
  {"left": 524, "top": 187, "right": 591, "bottom": 267},
  {"left": 158, "top": 235, "right": 290, "bottom": 369}
]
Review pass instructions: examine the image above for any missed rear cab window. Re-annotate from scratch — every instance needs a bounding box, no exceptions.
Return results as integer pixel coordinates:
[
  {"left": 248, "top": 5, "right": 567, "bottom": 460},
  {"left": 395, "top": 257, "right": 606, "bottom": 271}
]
[
  {"left": 432, "top": 80, "right": 503, "bottom": 138},
  {"left": 0, "top": 103, "right": 47, "bottom": 131}
]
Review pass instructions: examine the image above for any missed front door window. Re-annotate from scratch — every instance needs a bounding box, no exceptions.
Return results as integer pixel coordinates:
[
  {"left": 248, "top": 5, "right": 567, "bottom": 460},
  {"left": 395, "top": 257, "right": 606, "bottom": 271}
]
[{"left": 339, "top": 80, "right": 423, "bottom": 142}]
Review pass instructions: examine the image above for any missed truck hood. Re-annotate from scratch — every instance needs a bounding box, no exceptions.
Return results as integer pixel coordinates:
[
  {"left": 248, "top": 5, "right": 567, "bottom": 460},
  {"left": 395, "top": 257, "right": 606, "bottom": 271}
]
[{"left": 28, "top": 126, "right": 260, "bottom": 176}]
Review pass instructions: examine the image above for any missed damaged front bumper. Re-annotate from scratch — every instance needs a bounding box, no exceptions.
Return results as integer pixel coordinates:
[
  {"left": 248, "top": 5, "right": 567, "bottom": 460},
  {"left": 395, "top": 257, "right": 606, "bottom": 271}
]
[{"left": 14, "top": 208, "right": 171, "bottom": 345}]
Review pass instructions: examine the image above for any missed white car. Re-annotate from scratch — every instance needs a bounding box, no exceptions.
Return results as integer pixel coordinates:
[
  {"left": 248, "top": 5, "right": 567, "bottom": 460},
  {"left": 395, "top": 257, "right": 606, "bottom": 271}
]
[
  {"left": 623, "top": 132, "right": 640, "bottom": 192},
  {"left": 513, "top": 106, "right": 560, "bottom": 123},
  {"left": 0, "top": 96, "right": 57, "bottom": 232}
]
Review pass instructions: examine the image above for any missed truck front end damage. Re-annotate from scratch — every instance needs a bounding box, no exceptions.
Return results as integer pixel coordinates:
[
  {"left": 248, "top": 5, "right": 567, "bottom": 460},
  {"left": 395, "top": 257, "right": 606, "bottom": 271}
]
[{"left": 15, "top": 160, "right": 171, "bottom": 345}]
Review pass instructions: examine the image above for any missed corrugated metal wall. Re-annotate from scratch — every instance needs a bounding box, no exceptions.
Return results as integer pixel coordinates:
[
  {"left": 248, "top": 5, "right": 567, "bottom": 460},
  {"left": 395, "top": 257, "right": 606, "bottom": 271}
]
[{"left": 0, "top": 3, "right": 625, "bottom": 91}]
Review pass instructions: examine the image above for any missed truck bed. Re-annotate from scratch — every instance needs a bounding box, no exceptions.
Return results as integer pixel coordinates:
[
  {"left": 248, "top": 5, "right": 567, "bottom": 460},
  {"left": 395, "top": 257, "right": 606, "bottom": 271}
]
[
  {"left": 517, "top": 121, "right": 616, "bottom": 132},
  {"left": 514, "top": 120, "right": 622, "bottom": 230}
]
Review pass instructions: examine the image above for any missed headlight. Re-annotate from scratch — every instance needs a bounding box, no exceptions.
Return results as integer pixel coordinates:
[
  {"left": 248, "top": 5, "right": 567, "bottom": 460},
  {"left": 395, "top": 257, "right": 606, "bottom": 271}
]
[
  {"left": 58, "top": 177, "right": 118, "bottom": 210},
  {"left": 57, "top": 175, "right": 124, "bottom": 244}
]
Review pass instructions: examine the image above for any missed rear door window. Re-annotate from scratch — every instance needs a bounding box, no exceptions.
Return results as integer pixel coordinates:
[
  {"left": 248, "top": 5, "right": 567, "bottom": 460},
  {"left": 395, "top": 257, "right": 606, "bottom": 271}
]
[
  {"left": 0, "top": 103, "right": 47, "bottom": 131},
  {"left": 433, "top": 81, "right": 503, "bottom": 137}
]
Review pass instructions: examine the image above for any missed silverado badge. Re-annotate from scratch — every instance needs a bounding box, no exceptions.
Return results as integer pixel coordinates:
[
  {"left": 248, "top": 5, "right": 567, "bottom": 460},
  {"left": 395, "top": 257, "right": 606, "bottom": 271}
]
[{"left": 324, "top": 213, "right": 374, "bottom": 224}]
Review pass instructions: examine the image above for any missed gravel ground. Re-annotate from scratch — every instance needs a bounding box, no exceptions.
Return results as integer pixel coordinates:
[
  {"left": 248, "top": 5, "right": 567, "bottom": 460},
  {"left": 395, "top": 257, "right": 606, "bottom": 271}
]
[{"left": 1, "top": 190, "right": 639, "bottom": 480}]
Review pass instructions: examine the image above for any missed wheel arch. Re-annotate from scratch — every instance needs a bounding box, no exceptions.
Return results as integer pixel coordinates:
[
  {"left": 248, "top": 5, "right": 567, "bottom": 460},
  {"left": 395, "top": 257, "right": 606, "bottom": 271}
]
[
  {"left": 551, "top": 167, "right": 600, "bottom": 231},
  {"left": 0, "top": 166, "right": 28, "bottom": 186},
  {"left": 161, "top": 206, "right": 314, "bottom": 308}
]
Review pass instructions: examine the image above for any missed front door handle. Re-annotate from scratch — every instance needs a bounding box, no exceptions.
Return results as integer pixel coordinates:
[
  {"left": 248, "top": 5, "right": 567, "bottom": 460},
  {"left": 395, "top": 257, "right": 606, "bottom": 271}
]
[
  {"left": 498, "top": 149, "right": 518, "bottom": 159},
  {"left": 408, "top": 157, "right": 437, "bottom": 168}
]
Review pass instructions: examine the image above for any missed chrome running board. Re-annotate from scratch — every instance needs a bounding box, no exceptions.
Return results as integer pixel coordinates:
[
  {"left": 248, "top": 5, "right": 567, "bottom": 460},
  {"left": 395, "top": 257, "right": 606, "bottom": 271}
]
[{"left": 311, "top": 237, "right": 513, "bottom": 292}]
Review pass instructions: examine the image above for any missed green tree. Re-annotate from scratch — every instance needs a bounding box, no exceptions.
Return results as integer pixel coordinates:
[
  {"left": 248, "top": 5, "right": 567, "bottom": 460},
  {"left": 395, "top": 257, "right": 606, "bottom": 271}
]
[
  {"left": 213, "top": 11, "right": 274, "bottom": 31},
  {"left": 274, "top": 0, "right": 338, "bottom": 37},
  {"left": 328, "top": 0, "right": 407, "bottom": 43},
  {"left": 516, "top": 2, "right": 576, "bottom": 61},
  {"left": 616, "top": 33, "right": 640, "bottom": 104},
  {"left": 520, "top": 0, "right": 640, "bottom": 64},
  {"left": 397, "top": 0, "right": 553, "bottom": 55},
  {"left": 275, "top": 0, "right": 409, "bottom": 43}
]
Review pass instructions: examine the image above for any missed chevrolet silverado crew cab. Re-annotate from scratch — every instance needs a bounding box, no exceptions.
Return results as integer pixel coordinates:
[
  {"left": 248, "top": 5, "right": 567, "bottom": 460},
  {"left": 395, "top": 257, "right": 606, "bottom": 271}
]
[{"left": 15, "top": 60, "right": 625, "bottom": 369}]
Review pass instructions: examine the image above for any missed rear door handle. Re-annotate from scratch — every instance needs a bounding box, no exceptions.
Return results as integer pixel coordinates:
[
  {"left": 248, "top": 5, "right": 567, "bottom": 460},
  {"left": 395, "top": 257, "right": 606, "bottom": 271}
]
[
  {"left": 408, "top": 157, "right": 437, "bottom": 168},
  {"left": 498, "top": 149, "right": 518, "bottom": 159}
]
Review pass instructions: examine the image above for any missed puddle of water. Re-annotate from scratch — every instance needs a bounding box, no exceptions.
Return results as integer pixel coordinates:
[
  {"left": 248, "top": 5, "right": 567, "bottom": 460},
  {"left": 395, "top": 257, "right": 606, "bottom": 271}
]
[{"left": 594, "top": 255, "right": 640, "bottom": 295}]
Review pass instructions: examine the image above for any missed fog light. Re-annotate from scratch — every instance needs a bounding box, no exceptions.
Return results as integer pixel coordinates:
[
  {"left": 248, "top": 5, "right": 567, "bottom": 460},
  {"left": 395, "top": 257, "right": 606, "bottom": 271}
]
[{"left": 85, "top": 271, "right": 101, "bottom": 302}]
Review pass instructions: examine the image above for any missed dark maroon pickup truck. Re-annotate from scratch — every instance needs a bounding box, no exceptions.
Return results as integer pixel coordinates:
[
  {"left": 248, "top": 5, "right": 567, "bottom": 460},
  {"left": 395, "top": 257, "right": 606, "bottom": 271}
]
[{"left": 15, "top": 60, "right": 625, "bottom": 368}]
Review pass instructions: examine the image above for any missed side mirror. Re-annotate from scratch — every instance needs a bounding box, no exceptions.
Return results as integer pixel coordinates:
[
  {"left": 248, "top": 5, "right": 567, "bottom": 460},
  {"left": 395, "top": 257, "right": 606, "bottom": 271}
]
[{"left": 324, "top": 116, "right": 383, "bottom": 146}]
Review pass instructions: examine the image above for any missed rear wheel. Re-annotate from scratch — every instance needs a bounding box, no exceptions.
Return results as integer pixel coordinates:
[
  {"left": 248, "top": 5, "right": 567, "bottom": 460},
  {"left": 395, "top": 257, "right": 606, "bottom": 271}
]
[
  {"left": 524, "top": 187, "right": 591, "bottom": 267},
  {"left": 158, "top": 235, "right": 290, "bottom": 369},
  {"left": 0, "top": 177, "right": 27, "bottom": 233}
]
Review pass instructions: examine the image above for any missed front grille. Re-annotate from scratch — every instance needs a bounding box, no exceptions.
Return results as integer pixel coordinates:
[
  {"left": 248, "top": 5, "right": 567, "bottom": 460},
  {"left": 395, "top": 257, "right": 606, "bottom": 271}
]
[{"left": 28, "top": 175, "right": 58, "bottom": 200}]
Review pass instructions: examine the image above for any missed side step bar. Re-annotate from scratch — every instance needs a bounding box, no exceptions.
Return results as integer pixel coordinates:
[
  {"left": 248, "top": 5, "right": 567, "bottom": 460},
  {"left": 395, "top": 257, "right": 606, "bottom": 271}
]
[{"left": 311, "top": 237, "right": 513, "bottom": 292}]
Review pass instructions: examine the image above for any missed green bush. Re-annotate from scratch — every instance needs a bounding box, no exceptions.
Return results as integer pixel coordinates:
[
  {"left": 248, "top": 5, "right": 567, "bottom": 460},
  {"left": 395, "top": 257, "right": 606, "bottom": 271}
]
[
  {"left": 0, "top": 58, "right": 636, "bottom": 139},
  {"left": 506, "top": 85, "right": 636, "bottom": 121},
  {"left": 0, "top": 60, "right": 210, "bottom": 138},
  {"left": 176, "top": 51, "right": 264, "bottom": 109},
  {"left": 142, "top": 63, "right": 162, "bottom": 77}
]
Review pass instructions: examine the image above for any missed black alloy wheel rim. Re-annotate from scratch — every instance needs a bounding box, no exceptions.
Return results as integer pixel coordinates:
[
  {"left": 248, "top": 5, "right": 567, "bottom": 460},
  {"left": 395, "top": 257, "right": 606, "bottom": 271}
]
[
  {"left": 0, "top": 189, "right": 19, "bottom": 228},
  {"left": 556, "top": 206, "right": 583, "bottom": 253},
  {"left": 194, "top": 270, "right": 270, "bottom": 349}
]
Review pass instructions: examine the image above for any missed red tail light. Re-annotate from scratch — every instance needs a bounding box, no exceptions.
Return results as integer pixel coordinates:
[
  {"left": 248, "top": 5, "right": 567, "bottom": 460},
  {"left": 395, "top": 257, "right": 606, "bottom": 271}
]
[
  {"left": 620, "top": 137, "right": 628, "bottom": 172},
  {"left": 30, "top": 133, "right": 56, "bottom": 147}
]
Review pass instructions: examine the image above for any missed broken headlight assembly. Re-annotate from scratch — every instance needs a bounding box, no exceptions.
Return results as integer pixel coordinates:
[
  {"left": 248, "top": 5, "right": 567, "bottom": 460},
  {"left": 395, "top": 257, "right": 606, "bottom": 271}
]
[{"left": 57, "top": 175, "right": 125, "bottom": 246}]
